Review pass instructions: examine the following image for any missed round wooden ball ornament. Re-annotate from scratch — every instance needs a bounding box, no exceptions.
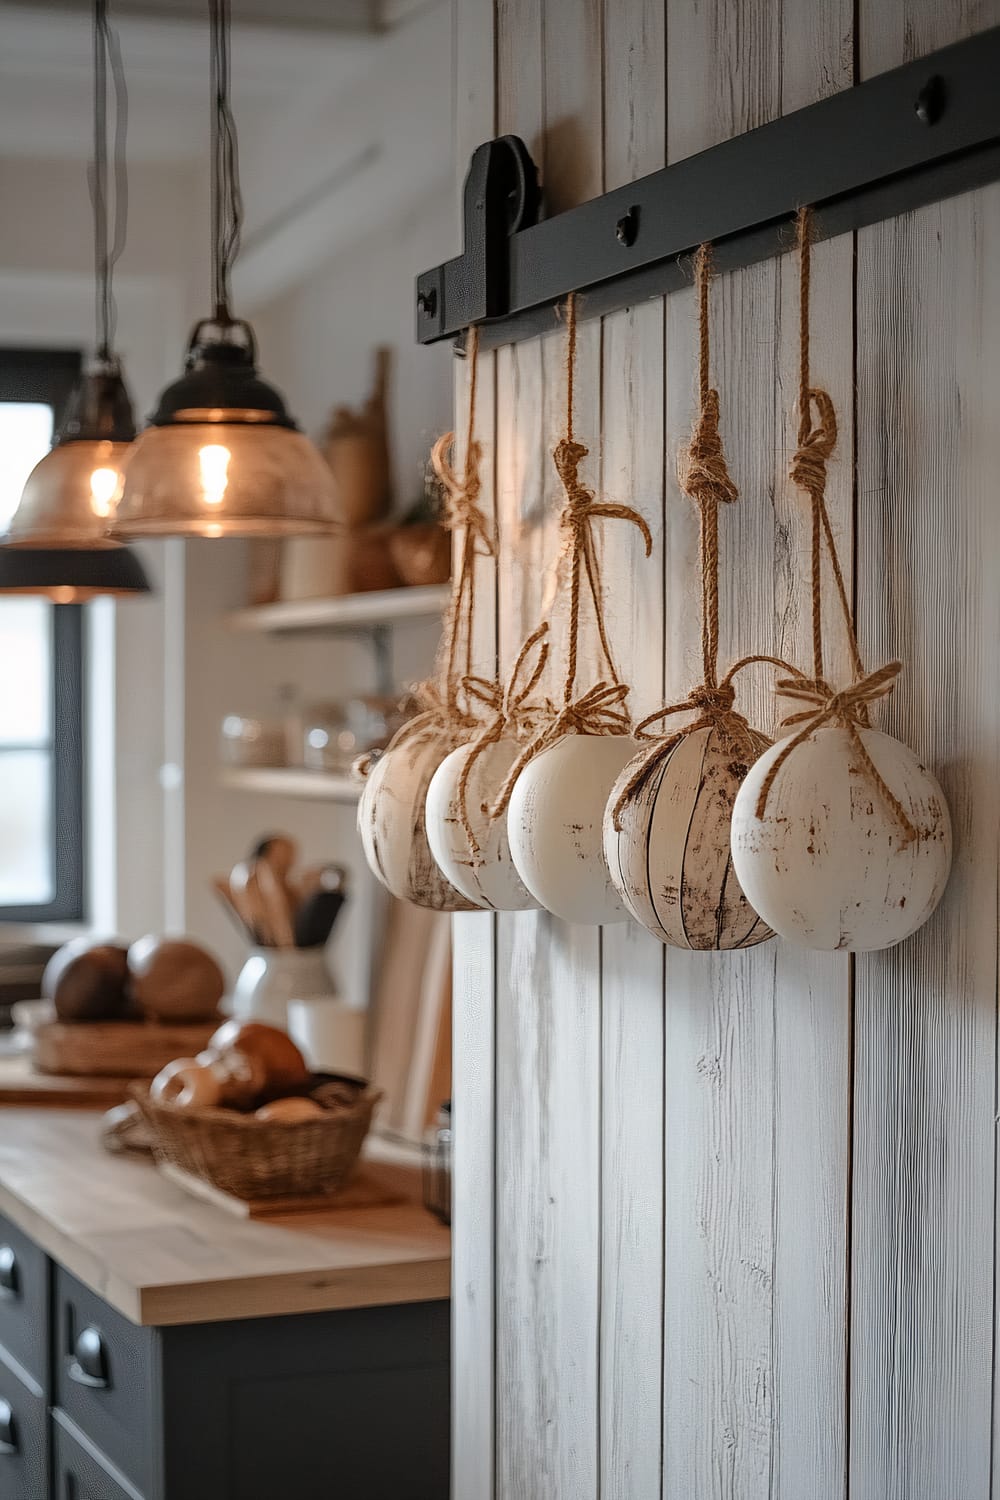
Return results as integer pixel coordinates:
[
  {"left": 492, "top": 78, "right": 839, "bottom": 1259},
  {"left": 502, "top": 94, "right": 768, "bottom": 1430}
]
[
  {"left": 357, "top": 732, "right": 476, "bottom": 910},
  {"left": 508, "top": 730, "right": 639, "bottom": 924},
  {"left": 604, "top": 244, "right": 773, "bottom": 951},
  {"left": 731, "top": 724, "right": 951, "bottom": 950},
  {"left": 486, "top": 294, "right": 653, "bottom": 926},
  {"left": 356, "top": 329, "right": 491, "bottom": 912},
  {"left": 727, "top": 207, "right": 952, "bottom": 952},
  {"left": 426, "top": 734, "right": 539, "bottom": 911},
  {"left": 424, "top": 627, "right": 551, "bottom": 910}
]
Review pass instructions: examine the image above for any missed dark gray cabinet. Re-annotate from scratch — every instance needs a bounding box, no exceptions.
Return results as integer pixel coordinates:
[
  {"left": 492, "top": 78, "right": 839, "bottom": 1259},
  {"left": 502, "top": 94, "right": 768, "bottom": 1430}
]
[{"left": 0, "top": 1209, "right": 450, "bottom": 1499}]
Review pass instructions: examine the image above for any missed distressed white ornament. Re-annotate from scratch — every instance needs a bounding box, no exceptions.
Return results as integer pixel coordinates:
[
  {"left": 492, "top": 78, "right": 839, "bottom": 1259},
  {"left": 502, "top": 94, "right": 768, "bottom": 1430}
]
[
  {"left": 506, "top": 732, "right": 637, "bottom": 925},
  {"left": 357, "top": 733, "right": 477, "bottom": 911},
  {"left": 605, "top": 720, "right": 773, "bottom": 949},
  {"left": 730, "top": 725, "right": 952, "bottom": 951},
  {"left": 426, "top": 735, "right": 539, "bottom": 911}
]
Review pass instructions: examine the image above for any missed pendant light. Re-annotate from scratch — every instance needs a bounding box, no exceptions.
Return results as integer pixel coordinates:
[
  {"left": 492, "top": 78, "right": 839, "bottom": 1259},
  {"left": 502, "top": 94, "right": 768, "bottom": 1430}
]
[
  {"left": 4, "top": 0, "right": 143, "bottom": 559},
  {"left": 113, "top": 0, "right": 336, "bottom": 539}
]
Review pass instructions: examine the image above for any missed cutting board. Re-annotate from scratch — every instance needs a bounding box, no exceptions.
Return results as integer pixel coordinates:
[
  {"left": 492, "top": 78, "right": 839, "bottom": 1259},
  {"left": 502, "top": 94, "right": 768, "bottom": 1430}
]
[
  {"left": 158, "top": 1161, "right": 406, "bottom": 1219},
  {"left": 0, "top": 1055, "right": 130, "bottom": 1106}
]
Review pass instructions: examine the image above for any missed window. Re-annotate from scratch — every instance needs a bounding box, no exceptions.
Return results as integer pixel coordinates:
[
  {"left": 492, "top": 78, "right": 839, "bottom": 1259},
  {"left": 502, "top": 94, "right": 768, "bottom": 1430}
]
[{"left": 0, "top": 351, "right": 85, "bottom": 922}]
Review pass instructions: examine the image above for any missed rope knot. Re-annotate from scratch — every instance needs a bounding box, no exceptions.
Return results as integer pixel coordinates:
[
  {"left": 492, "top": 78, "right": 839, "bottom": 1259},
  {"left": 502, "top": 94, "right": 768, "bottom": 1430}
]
[
  {"left": 678, "top": 389, "right": 739, "bottom": 508},
  {"left": 553, "top": 436, "right": 593, "bottom": 520},
  {"left": 756, "top": 661, "right": 919, "bottom": 845},
  {"left": 431, "top": 431, "right": 495, "bottom": 556},
  {"left": 790, "top": 388, "right": 838, "bottom": 499},
  {"left": 687, "top": 682, "right": 736, "bottom": 714}
]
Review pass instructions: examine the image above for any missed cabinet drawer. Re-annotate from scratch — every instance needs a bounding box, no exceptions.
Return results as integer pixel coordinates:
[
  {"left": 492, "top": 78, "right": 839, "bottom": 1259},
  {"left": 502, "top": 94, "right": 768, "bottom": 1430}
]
[
  {"left": 54, "top": 1265, "right": 156, "bottom": 1495},
  {"left": 53, "top": 1411, "right": 145, "bottom": 1500},
  {"left": 0, "top": 1346, "right": 47, "bottom": 1500},
  {"left": 0, "top": 1209, "right": 47, "bottom": 1384}
]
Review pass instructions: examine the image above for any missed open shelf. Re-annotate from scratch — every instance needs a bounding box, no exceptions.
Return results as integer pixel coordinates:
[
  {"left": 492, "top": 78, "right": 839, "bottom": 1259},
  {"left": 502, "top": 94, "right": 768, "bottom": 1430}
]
[
  {"left": 227, "top": 583, "right": 450, "bottom": 636},
  {"left": 219, "top": 766, "right": 362, "bottom": 802}
]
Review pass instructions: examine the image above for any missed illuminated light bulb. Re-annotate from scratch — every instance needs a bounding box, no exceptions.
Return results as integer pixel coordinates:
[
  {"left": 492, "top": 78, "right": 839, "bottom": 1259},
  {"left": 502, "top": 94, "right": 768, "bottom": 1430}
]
[
  {"left": 89, "top": 466, "right": 121, "bottom": 519},
  {"left": 198, "top": 443, "right": 231, "bottom": 507}
]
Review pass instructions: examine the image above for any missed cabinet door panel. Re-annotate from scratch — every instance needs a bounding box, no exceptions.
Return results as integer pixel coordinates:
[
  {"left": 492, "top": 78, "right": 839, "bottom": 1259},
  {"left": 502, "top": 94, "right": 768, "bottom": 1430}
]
[
  {"left": 0, "top": 1208, "right": 48, "bottom": 1384},
  {"left": 0, "top": 1348, "right": 47, "bottom": 1500}
]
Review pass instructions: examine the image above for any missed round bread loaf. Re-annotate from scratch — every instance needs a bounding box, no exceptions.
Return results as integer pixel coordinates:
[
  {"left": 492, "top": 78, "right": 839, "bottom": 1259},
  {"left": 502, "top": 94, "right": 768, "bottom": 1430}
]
[
  {"left": 43, "top": 939, "right": 130, "bottom": 1023},
  {"left": 127, "top": 936, "right": 225, "bottom": 1022}
]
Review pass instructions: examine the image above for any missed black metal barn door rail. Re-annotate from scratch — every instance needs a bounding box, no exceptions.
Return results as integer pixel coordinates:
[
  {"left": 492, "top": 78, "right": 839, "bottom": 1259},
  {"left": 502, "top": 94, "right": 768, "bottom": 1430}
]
[{"left": 415, "top": 26, "right": 1000, "bottom": 350}]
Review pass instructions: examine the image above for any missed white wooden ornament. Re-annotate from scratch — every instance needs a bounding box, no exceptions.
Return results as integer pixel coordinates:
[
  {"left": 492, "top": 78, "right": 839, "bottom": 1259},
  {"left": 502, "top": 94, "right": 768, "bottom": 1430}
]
[
  {"left": 730, "top": 725, "right": 952, "bottom": 950},
  {"left": 425, "top": 736, "right": 540, "bottom": 911},
  {"left": 605, "top": 723, "right": 774, "bottom": 949},
  {"left": 357, "top": 733, "right": 477, "bottom": 911},
  {"left": 506, "top": 732, "right": 638, "bottom": 924}
]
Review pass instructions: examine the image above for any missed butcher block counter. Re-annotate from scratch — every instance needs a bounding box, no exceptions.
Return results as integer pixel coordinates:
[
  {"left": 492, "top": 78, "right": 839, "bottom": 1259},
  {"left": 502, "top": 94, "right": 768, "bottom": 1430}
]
[{"left": 0, "top": 1107, "right": 451, "bottom": 1499}]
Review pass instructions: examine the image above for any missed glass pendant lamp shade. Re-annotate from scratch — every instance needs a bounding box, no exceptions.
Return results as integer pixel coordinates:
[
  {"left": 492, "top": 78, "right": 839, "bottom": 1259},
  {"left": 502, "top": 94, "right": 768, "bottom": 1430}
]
[
  {"left": 114, "top": 320, "right": 337, "bottom": 539},
  {"left": 5, "top": 363, "right": 135, "bottom": 549},
  {"left": 113, "top": 1, "right": 337, "bottom": 541},
  {"left": 0, "top": 545, "right": 150, "bottom": 601}
]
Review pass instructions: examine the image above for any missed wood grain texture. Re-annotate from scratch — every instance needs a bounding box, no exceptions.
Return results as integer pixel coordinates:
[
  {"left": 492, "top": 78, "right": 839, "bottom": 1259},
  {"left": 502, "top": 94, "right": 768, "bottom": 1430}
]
[
  {"left": 662, "top": 4, "right": 854, "bottom": 1494},
  {"left": 453, "top": 2, "right": 1000, "bottom": 1496},
  {"left": 494, "top": 2, "right": 604, "bottom": 1496},
  {"left": 597, "top": 3, "right": 667, "bottom": 1492},
  {"left": 451, "top": 0, "right": 499, "bottom": 1491},
  {"left": 850, "top": 186, "right": 1000, "bottom": 1500}
]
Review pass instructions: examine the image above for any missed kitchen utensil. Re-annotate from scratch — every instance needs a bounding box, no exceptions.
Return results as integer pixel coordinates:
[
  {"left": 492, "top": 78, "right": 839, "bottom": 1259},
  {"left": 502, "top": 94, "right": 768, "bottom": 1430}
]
[
  {"left": 293, "top": 889, "right": 345, "bottom": 949},
  {"left": 212, "top": 876, "right": 255, "bottom": 942},
  {"left": 253, "top": 835, "right": 300, "bottom": 919},
  {"left": 254, "top": 858, "right": 296, "bottom": 949},
  {"left": 229, "top": 860, "right": 268, "bottom": 945}
]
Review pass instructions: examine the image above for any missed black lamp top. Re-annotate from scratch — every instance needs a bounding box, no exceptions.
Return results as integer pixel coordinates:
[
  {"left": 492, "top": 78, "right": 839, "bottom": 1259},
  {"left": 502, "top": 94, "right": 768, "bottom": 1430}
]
[
  {"left": 56, "top": 360, "right": 136, "bottom": 446},
  {"left": 148, "top": 316, "right": 298, "bottom": 430}
]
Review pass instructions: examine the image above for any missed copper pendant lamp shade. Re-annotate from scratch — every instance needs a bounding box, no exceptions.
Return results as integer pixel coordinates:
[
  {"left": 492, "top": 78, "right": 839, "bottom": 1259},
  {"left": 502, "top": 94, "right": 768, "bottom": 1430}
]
[
  {"left": 5, "top": 362, "right": 135, "bottom": 549},
  {"left": 114, "top": 320, "right": 336, "bottom": 539},
  {"left": 1, "top": 0, "right": 150, "bottom": 603},
  {"left": 113, "top": 0, "right": 336, "bottom": 540}
]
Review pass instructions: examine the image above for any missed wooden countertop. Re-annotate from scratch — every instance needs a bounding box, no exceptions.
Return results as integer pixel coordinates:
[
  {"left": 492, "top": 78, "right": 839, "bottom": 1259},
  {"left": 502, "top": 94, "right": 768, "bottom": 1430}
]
[{"left": 0, "top": 1108, "right": 450, "bottom": 1328}]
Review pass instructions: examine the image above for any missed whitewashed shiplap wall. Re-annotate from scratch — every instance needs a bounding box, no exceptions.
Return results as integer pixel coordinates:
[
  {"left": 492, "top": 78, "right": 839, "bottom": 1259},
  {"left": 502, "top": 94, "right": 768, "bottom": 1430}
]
[{"left": 449, "top": 1, "right": 1000, "bottom": 1496}]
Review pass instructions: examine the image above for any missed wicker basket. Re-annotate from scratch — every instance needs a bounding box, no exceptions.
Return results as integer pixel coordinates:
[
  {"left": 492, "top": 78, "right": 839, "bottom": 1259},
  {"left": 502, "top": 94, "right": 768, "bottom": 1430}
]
[{"left": 131, "top": 1083, "right": 381, "bottom": 1201}]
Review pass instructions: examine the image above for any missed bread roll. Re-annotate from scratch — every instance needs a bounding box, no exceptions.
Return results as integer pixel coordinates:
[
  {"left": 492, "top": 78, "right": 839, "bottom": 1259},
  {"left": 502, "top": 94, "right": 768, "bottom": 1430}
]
[
  {"left": 43, "top": 939, "right": 129, "bottom": 1023},
  {"left": 204, "top": 1020, "right": 308, "bottom": 1108},
  {"left": 255, "top": 1096, "right": 324, "bottom": 1123},
  {"left": 128, "top": 936, "right": 225, "bottom": 1022},
  {"left": 150, "top": 1057, "right": 222, "bottom": 1109}
]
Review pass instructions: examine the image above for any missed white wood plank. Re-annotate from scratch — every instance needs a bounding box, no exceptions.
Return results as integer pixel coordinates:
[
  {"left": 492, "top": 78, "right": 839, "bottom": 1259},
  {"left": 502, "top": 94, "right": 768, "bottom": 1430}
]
[
  {"left": 493, "top": 1, "right": 604, "bottom": 1494},
  {"left": 850, "top": 186, "right": 1000, "bottom": 1500},
  {"left": 662, "top": 2, "right": 854, "bottom": 1495},
  {"left": 597, "top": 2, "right": 667, "bottom": 1496},
  {"left": 451, "top": 1, "right": 499, "bottom": 1494},
  {"left": 860, "top": 0, "right": 1000, "bottom": 75}
]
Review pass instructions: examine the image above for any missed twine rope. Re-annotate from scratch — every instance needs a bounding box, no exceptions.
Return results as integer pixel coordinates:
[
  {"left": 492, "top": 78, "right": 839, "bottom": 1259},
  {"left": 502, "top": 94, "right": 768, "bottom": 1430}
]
[
  {"left": 752, "top": 206, "right": 918, "bottom": 843},
  {"left": 488, "top": 293, "right": 652, "bottom": 822},
  {"left": 611, "top": 243, "right": 767, "bottom": 829},
  {"left": 368, "top": 328, "right": 494, "bottom": 765}
]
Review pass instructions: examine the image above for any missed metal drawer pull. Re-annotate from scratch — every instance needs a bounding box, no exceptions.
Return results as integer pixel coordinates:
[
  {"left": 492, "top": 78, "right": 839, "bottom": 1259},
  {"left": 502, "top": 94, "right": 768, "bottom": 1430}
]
[
  {"left": 67, "top": 1325, "right": 110, "bottom": 1390},
  {"left": 0, "top": 1245, "right": 18, "bottom": 1300},
  {"left": 0, "top": 1397, "right": 17, "bottom": 1455}
]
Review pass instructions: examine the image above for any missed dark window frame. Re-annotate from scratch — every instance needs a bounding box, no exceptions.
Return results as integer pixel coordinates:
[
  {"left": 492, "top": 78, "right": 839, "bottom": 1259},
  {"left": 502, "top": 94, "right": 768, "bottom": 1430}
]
[{"left": 0, "top": 348, "right": 86, "bottom": 923}]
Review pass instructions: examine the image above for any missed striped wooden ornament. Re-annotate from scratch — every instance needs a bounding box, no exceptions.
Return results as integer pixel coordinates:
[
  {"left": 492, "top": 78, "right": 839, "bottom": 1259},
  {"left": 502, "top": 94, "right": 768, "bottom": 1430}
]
[
  {"left": 605, "top": 721, "right": 773, "bottom": 949},
  {"left": 357, "top": 732, "right": 477, "bottom": 912}
]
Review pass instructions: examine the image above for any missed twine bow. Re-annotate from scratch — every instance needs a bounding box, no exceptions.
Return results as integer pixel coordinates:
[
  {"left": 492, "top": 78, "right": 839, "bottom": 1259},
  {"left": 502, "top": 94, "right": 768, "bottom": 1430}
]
[
  {"left": 611, "top": 243, "right": 770, "bottom": 831},
  {"left": 610, "top": 680, "right": 765, "bottom": 829},
  {"left": 755, "top": 663, "right": 917, "bottom": 845},
  {"left": 453, "top": 624, "right": 551, "bottom": 858},
  {"left": 749, "top": 206, "right": 920, "bottom": 841},
  {"left": 484, "top": 292, "right": 652, "bottom": 826},
  {"left": 355, "top": 329, "right": 495, "bottom": 783}
]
